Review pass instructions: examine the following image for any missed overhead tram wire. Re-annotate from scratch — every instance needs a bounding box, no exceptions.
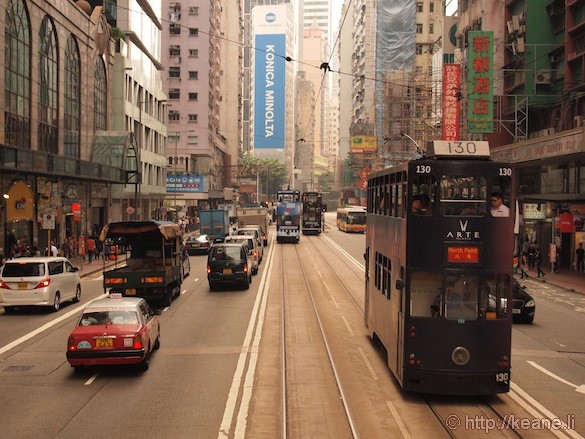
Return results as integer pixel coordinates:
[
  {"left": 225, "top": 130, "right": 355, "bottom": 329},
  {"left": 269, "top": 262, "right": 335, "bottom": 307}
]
[{"left": 112, "top": 2, "right": 570, "bottom": 120}]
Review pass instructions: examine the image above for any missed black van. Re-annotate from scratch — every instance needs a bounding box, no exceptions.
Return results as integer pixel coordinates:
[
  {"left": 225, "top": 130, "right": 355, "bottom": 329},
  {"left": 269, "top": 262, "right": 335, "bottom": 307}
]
[{"left": 207, "top": 243, "right": 253, "bottom": 290}]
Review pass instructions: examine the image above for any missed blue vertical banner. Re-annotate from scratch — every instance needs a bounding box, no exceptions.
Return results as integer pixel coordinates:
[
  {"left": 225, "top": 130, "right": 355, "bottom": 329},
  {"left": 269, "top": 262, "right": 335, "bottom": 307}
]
[{"left": 254, "top": 33, "right": 286, "bottom": 149}]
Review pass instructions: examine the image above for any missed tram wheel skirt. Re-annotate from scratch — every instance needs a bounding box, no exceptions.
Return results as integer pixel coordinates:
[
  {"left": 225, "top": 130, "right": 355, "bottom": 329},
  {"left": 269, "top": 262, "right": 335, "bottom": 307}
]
[{"left": 401, "top": 369, "right": 510, "bottom": 395}]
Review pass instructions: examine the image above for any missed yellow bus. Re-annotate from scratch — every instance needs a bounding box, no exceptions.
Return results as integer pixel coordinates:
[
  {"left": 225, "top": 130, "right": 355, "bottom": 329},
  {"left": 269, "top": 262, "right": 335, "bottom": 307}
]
[{"left": 336, "top": 206, "right": 366, "bottom": 233}]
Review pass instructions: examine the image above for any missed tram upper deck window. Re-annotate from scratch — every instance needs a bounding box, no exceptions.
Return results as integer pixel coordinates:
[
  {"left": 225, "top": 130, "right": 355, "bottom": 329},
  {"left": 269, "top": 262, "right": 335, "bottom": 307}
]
[
  {"left": 412, "top": 175, "right": 435, "bottom": 215},
  {"left": 440, "top": 175, "right": 487, "bottom": 216}
]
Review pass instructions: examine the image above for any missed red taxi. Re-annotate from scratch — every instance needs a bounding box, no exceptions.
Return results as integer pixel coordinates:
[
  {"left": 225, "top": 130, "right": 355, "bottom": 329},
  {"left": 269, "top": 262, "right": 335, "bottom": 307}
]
[{"left": 66, "top": 294, "right": 160, "bottom": 372}]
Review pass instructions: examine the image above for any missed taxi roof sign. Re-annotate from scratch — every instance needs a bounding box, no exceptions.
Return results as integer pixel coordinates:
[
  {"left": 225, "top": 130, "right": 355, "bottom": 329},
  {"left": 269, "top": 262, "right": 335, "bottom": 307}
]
[
  {"left": 109, "top": 293, "right": 123, "bottom": 299},
  {"left": 428, "top": 140, "right": 491, "bottom": 158}
]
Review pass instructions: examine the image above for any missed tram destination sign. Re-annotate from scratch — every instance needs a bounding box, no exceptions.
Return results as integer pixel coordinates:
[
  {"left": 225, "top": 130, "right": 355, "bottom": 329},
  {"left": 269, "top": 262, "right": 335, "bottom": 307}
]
[
  {"left": 430, "top": 140, "right": 490, "bottom": 158},
  {"left": 446, "top": 245, "right": 480, "bottom": 264}
]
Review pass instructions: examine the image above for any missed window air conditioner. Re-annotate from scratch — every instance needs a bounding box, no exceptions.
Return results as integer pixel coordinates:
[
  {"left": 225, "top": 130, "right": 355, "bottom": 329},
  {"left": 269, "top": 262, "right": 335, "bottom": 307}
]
[{"left": 535, "top": 71, "right": 552, "bottom": 84}]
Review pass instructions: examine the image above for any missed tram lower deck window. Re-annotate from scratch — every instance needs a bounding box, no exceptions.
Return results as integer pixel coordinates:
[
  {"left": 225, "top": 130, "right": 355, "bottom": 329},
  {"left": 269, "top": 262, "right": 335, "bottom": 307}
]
[{"left": 409, "top": 272, "right": 510, "bottom": 320}]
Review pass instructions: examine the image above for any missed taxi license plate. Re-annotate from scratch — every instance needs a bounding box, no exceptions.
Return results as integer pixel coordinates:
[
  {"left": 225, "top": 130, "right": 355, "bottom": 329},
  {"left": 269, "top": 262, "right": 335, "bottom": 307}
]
[
  {"left": 125, "top": 288, "right": 136, "bottom": 295},
  {"left": 512, "top": 309, "right": 521, "bottom": 314},
  {"left": 18, "top": 283, "right": 28, "bottom": 289},
  {"left": 223, "top": 268, "right": 233, "bottom": 274},
  {"left": 95, "top": 338, "right": 113, "bottom": 348}
]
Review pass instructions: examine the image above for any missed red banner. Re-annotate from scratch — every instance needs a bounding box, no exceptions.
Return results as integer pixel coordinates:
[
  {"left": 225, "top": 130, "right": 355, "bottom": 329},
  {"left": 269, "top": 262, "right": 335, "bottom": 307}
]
[
  {"left": 560, "top": 213, "right": 574, "bottom": 233},
  {"left": 442, "top": 64, "right": 461, "bottom": 140}
]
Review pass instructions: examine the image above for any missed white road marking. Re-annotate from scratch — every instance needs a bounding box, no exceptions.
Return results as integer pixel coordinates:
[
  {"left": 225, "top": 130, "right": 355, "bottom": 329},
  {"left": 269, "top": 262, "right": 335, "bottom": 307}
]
[
  {"left": 0, "top": 295, "right": 105, "bottom": 356},
  {"left": 84, "top": 373, "right": 100, "bottom": 386},
  {"left": 341, "top": 316, "right": 354, "bottom": 336},
  {"left": 527, "top": 361, "right": 585, "bottom": 394},
  {"left": 386, "top": 401, "right": 412, "bottom": 439},
  {"left": 321, "top": 234, "right": 364, "bottom": 271},
  {"left": 180, "top": 289, "right": 186, "bottom": 295},
  {"left": 330, "top": 295, "right": 339, "bottom": 308},
  {"left": 218, "top": 235, "right": 276, "bottom": 439},
  {"left": 358, "top": 346, "right": 378, "bottom": 380},
  {"left": 509, "top": 382, "right": 582, "bottom": 438},
  {"left": 162, "top": 306, "right": 170, "bottom": 312},
  {"left": 552, "top": 340, "right": 566, "bottom": 348}
]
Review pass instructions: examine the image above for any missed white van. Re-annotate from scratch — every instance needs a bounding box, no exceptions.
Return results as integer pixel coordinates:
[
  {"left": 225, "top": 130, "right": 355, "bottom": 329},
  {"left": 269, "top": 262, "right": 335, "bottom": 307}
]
[
  {"left": 236, "top": 226, "right": 264, "bottom": 262},
  {"left": 224, "top": 235, "right": 260, "bottom": 274}
]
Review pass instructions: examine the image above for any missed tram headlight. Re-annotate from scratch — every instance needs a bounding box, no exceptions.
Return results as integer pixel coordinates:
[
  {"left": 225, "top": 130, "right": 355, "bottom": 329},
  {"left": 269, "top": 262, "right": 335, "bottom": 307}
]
[{"left": 451, "top": 346, "right": 470, "bottom": 366}]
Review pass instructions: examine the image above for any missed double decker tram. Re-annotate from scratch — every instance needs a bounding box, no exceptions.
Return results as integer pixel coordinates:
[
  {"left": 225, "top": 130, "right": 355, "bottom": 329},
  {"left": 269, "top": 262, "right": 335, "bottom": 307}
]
[
  {"left": 365, "top": 141, "right": 515, "bottom": 395},
  {"left": 301, "top": 191, "right": 323, "bottom": 235},
  {"left": 276, "top": 189, "right": 301, "bottom": 243}
]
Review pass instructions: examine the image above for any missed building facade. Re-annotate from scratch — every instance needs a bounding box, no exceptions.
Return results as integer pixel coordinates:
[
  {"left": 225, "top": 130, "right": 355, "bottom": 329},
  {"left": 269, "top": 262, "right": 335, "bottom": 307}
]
[
  {"left": 0, "top": 0, "right": 131, "bottom": 256},
  {"left": 456, "top": 0, "right": 585, "bottom": 270}
]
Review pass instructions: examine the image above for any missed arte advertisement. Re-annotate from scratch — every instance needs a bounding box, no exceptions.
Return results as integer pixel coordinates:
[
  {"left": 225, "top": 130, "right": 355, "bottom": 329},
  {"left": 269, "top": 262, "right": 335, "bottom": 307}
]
[{"left": 254, "top": 32, "right": 286, "bottom": 149}]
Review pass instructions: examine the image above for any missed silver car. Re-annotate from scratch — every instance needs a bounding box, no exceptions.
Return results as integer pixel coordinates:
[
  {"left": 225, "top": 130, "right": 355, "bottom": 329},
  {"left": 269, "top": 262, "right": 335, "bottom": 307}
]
[{"left": 0, "top": 257, "right": 82, "bottom": 313}]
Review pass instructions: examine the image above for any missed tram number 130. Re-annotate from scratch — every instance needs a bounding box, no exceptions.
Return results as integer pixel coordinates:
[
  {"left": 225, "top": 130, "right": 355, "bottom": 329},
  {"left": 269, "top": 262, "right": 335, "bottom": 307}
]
[{"left": 495, "top": 372, "right": 509, "bottom": 383}]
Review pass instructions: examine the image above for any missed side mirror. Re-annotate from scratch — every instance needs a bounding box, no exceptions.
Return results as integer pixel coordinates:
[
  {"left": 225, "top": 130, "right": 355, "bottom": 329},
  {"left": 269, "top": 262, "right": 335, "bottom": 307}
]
[{"left": 395, "top": 279, "right": 404, "bottom": 290}]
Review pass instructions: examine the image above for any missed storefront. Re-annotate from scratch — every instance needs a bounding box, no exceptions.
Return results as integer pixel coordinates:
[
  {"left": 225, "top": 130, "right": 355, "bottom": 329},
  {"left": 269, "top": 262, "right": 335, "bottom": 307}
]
[{"left": 493, "top": 128, "right": 585, "bottom": 270}]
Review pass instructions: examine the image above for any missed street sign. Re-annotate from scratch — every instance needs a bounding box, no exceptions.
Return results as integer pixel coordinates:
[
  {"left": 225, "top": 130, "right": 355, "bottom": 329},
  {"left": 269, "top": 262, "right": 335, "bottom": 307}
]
[{"left": 42, "top": 213, "right": 55, "bottom": 230}]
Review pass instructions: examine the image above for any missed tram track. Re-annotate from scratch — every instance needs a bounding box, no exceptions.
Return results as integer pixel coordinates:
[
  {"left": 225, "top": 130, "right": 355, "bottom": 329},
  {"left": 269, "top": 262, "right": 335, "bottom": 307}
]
[
  {"left": 279, "top": 242, "right": 357, "bottom": 438},
  {"left": 303, "top": 234, "right": 365, "bottom": 314},
  {"left": 422, "top": 394, "right": 528, "bottom": 438}
]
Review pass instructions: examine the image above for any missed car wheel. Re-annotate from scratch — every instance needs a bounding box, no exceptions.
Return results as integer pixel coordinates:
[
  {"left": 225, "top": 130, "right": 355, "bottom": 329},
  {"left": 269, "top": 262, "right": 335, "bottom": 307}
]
[
  {"left": 51, "top": 293, "right": 61, "bottom": 312},
  {"left": 163, "top": 291, "right": 173, "bottom": 307},
  {"left": 154, "top": 334, "right": 160, "bottom": 350},
  {"left": 209, "top": 282, "right": 216, "bottom": 291},
  {"left": 73, "top": 285, "right": 81, "bottom": 303},
  {"left": 139, "top": 347, "right": 151, "bottom": 371},
  {"left": 73, "top": 366, "right": 85, "bottom": 373},
  {"left": 3, "top": 306, "right": 15, "bottom": 314},
  {"left": 243, "top": 276, "right": 250, "bottom": 290}
]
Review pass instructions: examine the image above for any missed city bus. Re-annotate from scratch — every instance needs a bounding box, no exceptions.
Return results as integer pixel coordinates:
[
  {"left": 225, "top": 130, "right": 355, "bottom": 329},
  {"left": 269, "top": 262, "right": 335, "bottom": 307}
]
[
  {"left": 336, "top": 206, "right": 366, "bottom": 233},
  {"left": 276, "top": 189, "right": 301, "bottom": 243},
  {"left": 301, "top": 191, "right": 323, "bottom": 235},
  {"left": 365, "top": 140, "right": 515, "bottom": 395}
]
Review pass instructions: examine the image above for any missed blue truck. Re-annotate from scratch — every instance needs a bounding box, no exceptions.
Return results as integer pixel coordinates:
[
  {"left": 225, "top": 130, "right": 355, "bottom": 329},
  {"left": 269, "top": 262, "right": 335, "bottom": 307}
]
[{"left": 199, "top": 209, "right": 230, "bottom": 242}]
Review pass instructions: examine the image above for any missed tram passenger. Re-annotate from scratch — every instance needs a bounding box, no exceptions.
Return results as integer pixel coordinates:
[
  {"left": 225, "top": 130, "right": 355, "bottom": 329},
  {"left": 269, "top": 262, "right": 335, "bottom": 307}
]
[
  {"left": 444, "top": 278, "right": 477, "bottom": 319},
  {"left": 490, "top": 192, "right": 510, "bottom": 217},
  {"left": 411, "top": 195, "right": 423, "bottom": 214}
]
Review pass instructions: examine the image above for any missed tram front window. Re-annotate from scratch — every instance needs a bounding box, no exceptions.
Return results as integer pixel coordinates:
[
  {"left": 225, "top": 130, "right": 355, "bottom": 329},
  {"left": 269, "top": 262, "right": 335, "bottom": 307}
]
[
  {"left": 444, "top": 274, "right": 478, "bottom": 320},
  {"left": 440, "top": 175, "right": 487, "bottom": 216}
]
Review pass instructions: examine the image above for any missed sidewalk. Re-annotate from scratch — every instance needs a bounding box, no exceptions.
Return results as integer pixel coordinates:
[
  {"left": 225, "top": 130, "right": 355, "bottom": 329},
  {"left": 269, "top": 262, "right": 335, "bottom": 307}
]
[{"left": 518, "top": 266, "right": 585, "bottom": 295}]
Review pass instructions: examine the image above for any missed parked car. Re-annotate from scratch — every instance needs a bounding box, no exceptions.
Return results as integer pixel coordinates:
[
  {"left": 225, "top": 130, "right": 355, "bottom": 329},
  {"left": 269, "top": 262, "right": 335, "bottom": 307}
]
[
  {"left": 0, "top": 257, "right": 81, "bottom": 313},
  {"left": 207, "top": 243, "right": 253, "bottom": 291},
  {"left": 184, "top": 234, "right": 212, "bottom": 255},
  {"left": 488, "top": 279, "right": 535, "bottom": 323},
  {"left": 66, "top": 294, "right": 160, "bottom": 372},
  {"left": 512, "top": 279, "right": 535, "bottom": 323},
  {"left": 224, "top": 234, "right": 260, "bottom": 274}
]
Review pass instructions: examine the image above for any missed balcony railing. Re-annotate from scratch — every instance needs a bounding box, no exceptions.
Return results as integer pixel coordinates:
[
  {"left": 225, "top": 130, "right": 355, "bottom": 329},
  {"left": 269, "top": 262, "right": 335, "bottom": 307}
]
[{"left": 0, "top": 146, "right": 126, "bottom": 183}]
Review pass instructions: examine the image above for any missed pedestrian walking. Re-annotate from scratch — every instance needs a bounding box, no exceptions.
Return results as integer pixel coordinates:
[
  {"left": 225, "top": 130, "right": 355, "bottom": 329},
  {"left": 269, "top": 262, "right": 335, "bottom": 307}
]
[
  {"left": 576, "top": 243, "right": 585, "bottom": 274},
  {"left": 520, "top": 252, "right": 529, "bottom": 279},
  {"left": 535, "top": 249, "right": 545, "bottom": 278}
]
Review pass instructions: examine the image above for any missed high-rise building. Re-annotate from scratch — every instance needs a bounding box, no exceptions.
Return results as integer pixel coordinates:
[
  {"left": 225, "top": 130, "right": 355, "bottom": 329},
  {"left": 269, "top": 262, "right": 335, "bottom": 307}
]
[{"left": 161, "top": 0, "right": 232, "bottom": 207}]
